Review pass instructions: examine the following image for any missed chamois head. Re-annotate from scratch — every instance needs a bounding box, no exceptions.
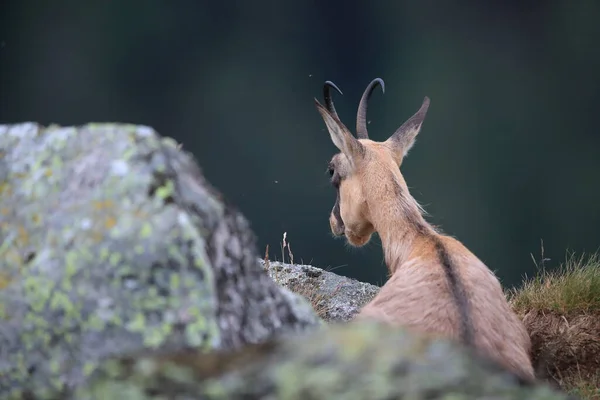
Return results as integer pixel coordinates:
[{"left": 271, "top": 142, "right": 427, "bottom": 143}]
[{"left": 315, "top": 78, "right": 430, "bottom": 247}]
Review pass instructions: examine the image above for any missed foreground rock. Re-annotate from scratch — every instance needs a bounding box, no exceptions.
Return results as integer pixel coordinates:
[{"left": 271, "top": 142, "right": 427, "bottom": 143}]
[
  {"left": 73, "top": 321, "right": 573, "bottom": 399},
  {"left": 261, "top": 260, "right": 380, "bottom": 322},
  {"left": 0, "top": 123, "right": 321, "bottom": 397}
]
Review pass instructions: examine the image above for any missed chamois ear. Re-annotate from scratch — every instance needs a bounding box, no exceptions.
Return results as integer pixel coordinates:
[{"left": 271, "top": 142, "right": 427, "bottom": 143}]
[
  {"left": 315, "top": 98, "right": 364, "bottom": 165},
  {"left": 385, "top": 96, "right": 430, "bottom": 161}
]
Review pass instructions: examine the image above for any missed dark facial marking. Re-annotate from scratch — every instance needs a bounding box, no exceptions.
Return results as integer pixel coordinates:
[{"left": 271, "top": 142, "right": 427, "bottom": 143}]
[
  {"left": 327, "top": 159, "right": 345, "bottom": 231},
  {"left": 328, "top": 159, "right": 342, "bottom": 188},
  {"left": 327, "top": 161, "right": 335, "bottom": 177},
  {"left": 332, "top": 190, "right": 344, "bottom": 231}
]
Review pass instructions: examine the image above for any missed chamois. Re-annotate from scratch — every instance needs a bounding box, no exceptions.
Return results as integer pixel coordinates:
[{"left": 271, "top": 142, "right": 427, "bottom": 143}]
[{"left": 314, "top": 78, "right": 535, "bottom": 381}]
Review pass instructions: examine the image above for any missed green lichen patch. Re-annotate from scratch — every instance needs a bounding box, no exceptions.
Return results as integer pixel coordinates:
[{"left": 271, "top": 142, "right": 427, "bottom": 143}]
[{"left": 0, "top": 123, "right": 221, "bottom": 395}]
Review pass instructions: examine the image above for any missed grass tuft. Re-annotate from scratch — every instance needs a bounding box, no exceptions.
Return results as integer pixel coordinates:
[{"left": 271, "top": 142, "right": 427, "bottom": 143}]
[
  {"left": 508, "top": 249, "right": 600, "bottom": 399},
  {"left": 509, "top": 251, "right": 600, "bottom": 315}
]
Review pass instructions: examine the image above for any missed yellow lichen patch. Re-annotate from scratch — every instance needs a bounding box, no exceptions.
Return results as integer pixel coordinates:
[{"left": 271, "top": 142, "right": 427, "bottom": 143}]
[
  {"left": 133, "top": 209, "right": 149, "bottom": 219},
  {"left": 44, "top": 169, "right": 52, "bottom": 178},
  {"left": 0, "top": 272, "right": 12, "bottom": 290},
  {"left": 92, "top": 200, "right": 115, "bottom": 211},
  {"left": 140, "top": 222, "right": 152, "bottom": 239},
  {"left": 155, "top": 181, "right": 174, "bottom": 201},
  {"left": 3, "top": 248, "right": 22, "bottom": 267},
  {"left": 0, "top": 182, "right": 11, "bottom": 196},
  {"left": 0, "top": 207, "right": 10, "bottom": 216},
  {"left": 109, "top": 253, "right": 122, "bottom": 267},
  {"left": 16, "top": 226, "right": 29, "bottom": 247},
  {"left": 31, "top": 213, "right": 42, "bottom": 226},
  {"left": 91, "top": 231, "right": 105, "bottom": 243},
  {"left": 104, "top": 216, "right": 117, "bottom": 230}
]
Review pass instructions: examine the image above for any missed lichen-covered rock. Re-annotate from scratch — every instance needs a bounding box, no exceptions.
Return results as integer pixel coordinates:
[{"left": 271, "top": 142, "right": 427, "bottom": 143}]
[
  {"left": 0, "top": 123, "right": 321, "bottom": 398},
  {"left": 262, "top": 260, "right": 380, "bottom": 322},
  {"left": 72, "top": 321, "right": 574, "bottom": 400}
]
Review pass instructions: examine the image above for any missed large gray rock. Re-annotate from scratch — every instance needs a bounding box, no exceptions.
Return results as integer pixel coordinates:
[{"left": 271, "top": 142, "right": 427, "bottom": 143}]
[
  {"left": 72, "top": 321, "right": 574, "bottom": 400},
  {"left": 0, "top": 123, "right": 321, "bottom": 398},
  {"left": 261, "top": 260, "right": 380, "bottom": 322}
]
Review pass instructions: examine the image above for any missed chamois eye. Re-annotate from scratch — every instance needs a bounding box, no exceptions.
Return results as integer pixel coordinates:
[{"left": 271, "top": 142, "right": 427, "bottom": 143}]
[{"left": 328, "top": 167, "right": 334, "bottom": 177}]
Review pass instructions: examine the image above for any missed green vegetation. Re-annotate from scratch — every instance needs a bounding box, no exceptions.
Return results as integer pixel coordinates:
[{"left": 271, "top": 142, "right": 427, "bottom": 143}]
[
  {"left": 510, "top": 251, "right": 600, "bottom": 314},
  {"left": 509, "top": 251, "right": 600, "bottom": 400}
]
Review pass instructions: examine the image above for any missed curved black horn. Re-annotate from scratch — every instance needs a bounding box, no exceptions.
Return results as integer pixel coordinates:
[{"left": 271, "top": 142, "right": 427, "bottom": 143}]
[
  {"left": 356, "top": 78, "right": 385, "bottom": 139},
  {"left": 323, "top": 81, "right": 343, "bottom": 120}
]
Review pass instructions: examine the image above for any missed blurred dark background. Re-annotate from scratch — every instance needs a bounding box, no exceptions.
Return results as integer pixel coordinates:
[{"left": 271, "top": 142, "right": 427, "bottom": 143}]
[{"left": 2, "top": 1, "right": 599, "bottom": 288}]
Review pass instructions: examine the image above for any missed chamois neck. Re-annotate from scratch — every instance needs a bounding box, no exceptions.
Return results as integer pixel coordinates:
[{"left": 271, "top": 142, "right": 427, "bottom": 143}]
[{"left": 370, "top": 191, "right": 435, "bottom": 275}]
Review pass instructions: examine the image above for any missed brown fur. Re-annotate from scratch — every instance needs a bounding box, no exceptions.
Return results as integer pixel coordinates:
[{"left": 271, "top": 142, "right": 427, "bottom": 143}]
[{"left": 315, "top": 79, "right": 535, "bottom": 381}]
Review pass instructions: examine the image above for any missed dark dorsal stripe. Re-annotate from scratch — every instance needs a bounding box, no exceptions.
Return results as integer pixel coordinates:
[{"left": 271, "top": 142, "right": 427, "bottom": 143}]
[{"left": 431, "top": 235, "right": 474, "bottom": 346}]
